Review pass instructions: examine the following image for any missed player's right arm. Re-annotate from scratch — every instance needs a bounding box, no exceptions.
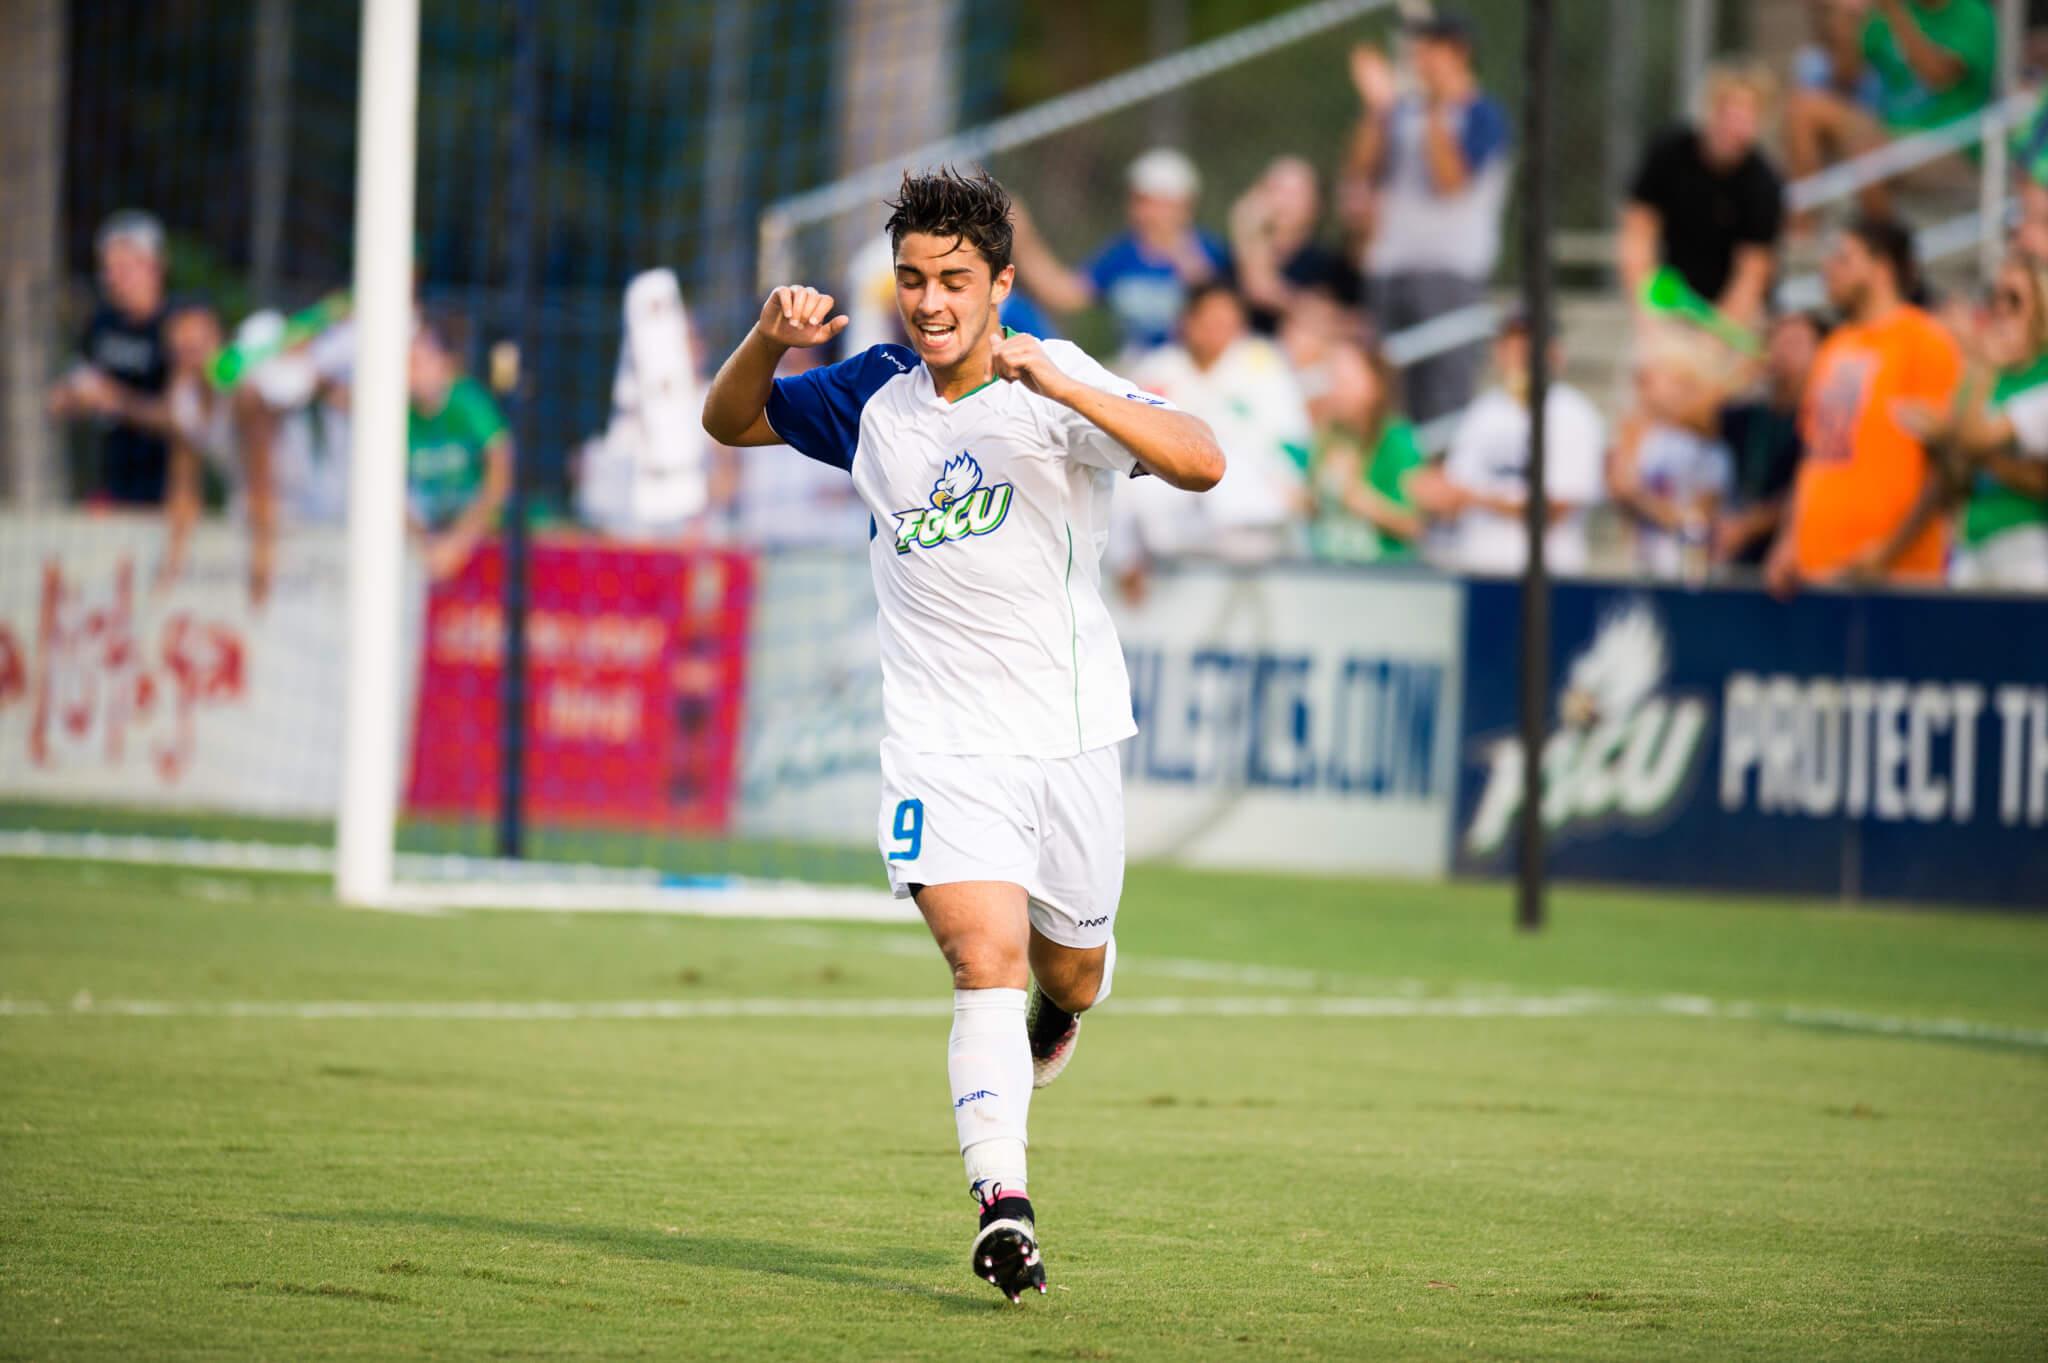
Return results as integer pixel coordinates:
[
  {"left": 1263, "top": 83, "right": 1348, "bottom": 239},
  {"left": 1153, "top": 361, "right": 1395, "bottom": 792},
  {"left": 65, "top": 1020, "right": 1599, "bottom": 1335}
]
[{"left": 701, "top": 286, "right": 849, "bottom": 446}]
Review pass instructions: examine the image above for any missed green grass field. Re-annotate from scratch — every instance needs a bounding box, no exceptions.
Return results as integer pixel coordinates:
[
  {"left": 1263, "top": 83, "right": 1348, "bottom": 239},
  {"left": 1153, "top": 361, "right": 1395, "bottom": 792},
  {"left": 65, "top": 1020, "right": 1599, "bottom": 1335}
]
[{"left": 2, "top": 854, "right": 2045, "bottom": 1361}]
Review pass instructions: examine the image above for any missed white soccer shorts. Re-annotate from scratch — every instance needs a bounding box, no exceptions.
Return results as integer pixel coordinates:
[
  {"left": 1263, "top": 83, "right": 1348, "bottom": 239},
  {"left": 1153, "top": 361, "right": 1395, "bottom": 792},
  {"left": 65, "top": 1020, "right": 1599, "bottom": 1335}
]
[{"left": 876, "top": 736, "right": 1126, "bottom": 949}]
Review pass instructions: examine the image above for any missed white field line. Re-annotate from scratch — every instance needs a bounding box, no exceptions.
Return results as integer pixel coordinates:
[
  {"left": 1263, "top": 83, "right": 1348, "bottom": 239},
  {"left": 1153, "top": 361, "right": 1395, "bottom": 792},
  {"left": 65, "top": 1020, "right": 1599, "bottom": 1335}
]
[
  {"left": 369, "top": 880, "right": 910, "bottom": 922},
  {"left": 0, "top": 830, "right": 912, "bottom": 923},
  {"left": 10, "top": 835, "right": 2044, "bottom": 1046},
  {"left": 761, "top": 925, "right": 1439, "bottom": 996},
  {"left": 1, "top": 992, "right": 2043, "bottom": 1047}
]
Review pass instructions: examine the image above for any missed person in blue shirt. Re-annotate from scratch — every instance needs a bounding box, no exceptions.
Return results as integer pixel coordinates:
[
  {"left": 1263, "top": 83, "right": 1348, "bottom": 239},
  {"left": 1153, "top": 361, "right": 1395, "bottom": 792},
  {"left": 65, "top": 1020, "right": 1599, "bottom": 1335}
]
[{"left": 1009, "top": 147, "right": 1231, "bottom": 359}]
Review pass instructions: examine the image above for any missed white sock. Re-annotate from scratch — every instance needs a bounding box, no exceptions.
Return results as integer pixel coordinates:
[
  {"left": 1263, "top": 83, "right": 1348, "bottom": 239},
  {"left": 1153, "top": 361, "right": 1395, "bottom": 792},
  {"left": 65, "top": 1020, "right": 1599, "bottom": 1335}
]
[{"left": 949, "top": 987, "right": 1031, "bottom": 1199}]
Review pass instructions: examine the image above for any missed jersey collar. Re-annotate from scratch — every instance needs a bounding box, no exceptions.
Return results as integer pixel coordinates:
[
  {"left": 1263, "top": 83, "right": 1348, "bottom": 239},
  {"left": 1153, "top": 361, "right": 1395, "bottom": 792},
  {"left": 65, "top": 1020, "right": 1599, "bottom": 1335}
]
[{"left": 915, "top": 326, "right": 1015, "bottom": 409}]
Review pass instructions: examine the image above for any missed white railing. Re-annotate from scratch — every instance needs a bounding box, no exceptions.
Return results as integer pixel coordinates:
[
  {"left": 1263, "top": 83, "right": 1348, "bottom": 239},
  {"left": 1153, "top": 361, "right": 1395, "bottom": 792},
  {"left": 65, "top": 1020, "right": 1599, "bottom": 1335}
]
[{"left": 1784, "top": 90, "right": 2034, "bottom": 214}]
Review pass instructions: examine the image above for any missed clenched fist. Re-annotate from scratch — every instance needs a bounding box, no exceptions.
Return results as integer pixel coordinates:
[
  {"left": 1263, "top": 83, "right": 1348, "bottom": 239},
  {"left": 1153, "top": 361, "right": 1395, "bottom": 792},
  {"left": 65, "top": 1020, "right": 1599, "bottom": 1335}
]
[
  {"left": 990, "top": 331, "right": 1076, "bottom": 403},
  {"left": 757, "top": 285, "right": 850, "bottom": 349}
]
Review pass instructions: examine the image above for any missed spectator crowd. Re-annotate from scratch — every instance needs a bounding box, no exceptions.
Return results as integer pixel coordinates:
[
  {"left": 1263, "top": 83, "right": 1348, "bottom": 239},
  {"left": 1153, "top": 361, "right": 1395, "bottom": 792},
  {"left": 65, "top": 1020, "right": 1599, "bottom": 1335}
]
[{"left": 47, "top": 0, "right": 2048, "bottom": 595}]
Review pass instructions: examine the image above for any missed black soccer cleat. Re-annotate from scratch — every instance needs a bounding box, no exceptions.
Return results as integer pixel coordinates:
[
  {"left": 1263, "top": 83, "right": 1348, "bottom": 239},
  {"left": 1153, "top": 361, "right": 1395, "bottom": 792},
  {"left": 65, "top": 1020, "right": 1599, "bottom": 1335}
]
[
  {"left": 969, "top": 1186, "right": 1046, "bottom": 1303},
  {"left": 1025, "top": 981, "right": 1082, "bottom": 1089}
]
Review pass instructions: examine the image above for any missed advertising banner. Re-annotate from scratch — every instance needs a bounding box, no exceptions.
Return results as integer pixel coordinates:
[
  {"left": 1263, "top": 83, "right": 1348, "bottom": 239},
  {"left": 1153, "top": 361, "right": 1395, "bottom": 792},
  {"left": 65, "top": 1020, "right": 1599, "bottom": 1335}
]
[
  {"left": 0, "top": 511, "right": 356, "bottom": 817},
  {"left": 735, "top": 554, "right": 1465, "bottom": 878},
  {"left": 1115, "top": 565, "right": 1463, "bottom": 876},
  {"left": 405, "top": 537, "right": 752, "bottom": 832},
  {"left": 1453, "top": 580, "right": 2048, "bottom": 908},
  {"left": 732, "top": 549, "right": 885, "bottom": 845}
]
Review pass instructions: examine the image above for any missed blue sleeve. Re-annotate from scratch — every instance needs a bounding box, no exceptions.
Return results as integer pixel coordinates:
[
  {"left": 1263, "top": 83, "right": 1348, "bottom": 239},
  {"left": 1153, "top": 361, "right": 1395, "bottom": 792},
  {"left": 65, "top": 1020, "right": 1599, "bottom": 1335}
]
[
  {"left": 1460, "top": 97, "right": 1512, "bottom": 172},
  {"left": 764, "top": 344, "right": 915, "bottom": 471}
]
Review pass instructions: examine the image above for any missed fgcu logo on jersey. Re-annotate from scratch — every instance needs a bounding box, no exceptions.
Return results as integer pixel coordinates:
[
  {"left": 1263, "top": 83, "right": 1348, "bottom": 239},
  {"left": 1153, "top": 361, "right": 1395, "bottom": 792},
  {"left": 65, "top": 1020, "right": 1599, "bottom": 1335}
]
[{"left": 892, "top": 453, "right": 1013, "bottom": 555}]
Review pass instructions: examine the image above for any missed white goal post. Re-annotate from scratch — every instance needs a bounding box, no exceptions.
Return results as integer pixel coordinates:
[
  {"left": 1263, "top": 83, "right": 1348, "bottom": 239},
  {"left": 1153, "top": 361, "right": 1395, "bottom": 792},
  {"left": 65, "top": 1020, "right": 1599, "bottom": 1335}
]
[{"left": 335, "top": 0, "right": 419, "bottom": 907}]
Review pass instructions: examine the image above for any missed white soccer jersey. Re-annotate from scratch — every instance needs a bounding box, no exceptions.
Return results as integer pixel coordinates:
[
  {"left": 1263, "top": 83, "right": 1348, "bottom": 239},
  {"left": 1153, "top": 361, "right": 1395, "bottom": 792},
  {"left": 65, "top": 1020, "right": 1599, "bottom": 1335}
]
[{"left": 765, "top": 336, "right": 1165, "bottom": 758}]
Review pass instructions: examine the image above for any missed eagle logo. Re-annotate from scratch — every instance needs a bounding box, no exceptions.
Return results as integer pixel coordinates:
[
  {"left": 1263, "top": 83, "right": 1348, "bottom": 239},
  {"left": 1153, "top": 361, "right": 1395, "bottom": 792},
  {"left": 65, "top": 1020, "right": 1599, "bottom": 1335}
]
[
  {"left": 931, "top": 453, "right": 982, "bottom": 509},
  {"left": 893, "top": 451, "right": 1014, "bottom": 555}
]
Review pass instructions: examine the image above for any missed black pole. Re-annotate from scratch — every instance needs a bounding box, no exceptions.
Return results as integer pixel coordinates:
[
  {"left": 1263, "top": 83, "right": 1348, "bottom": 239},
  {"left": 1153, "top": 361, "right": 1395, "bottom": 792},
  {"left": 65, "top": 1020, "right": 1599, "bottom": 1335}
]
[
  {"left": 498, "top": 0, "right": 540, "bottom": 860},
  {"left": 1516, "top": 0, "right": 1555, "bottom": 932}
]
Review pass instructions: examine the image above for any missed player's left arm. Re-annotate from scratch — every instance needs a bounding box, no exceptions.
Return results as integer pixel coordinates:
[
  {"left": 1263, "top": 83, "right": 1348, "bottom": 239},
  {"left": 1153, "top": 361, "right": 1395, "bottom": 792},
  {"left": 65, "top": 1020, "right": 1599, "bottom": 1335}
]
[{"left": 991, "top": 332, "right": 1223, "bottom": 491}]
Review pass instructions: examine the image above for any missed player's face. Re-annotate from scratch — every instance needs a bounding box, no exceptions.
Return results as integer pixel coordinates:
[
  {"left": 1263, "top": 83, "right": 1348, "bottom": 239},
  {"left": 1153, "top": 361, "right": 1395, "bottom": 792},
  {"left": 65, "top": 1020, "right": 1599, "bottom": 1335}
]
[{"left": 893, "top": 231, "right": 1013, "bottom": 372}]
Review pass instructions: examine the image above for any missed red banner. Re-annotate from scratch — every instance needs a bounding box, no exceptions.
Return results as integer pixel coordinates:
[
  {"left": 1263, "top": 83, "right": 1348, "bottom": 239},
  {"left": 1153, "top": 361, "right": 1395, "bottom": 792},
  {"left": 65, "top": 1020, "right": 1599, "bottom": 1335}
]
[{"left": 405, "top": 536, "right": 752, "bottom": 832}]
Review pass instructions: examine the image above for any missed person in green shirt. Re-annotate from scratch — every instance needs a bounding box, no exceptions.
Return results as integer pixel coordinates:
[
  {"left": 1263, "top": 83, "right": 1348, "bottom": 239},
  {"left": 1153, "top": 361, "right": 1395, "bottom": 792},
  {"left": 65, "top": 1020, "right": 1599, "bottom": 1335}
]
[
  {"left": 407, "top": 314, "right": 512, "bottom": 581},
  {"left": 1894, "top": 254, "right": 2048, "bottom": 589},
  {"left": 1785, "top": 0, "right": 1997, "bottom": 229},
  {"left": 1307, "top": 335, "right": 1425, "bottom": 563}
]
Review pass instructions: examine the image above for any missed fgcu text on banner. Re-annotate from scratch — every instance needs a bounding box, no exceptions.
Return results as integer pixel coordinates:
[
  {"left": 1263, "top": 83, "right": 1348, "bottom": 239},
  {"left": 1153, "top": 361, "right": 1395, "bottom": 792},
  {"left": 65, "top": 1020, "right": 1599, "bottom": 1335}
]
[
  {"left": 405, "top": 538, "right": 751, "bottom": 832},
  {"left": 1453, "top": 580, "right": 2048, "bottom": 908},
  {"left": 0, "top": 512, "right": 357, "bottom": 816},
  {"left": 1114, "top": 565, "right": 1461, "bottom": 876}
]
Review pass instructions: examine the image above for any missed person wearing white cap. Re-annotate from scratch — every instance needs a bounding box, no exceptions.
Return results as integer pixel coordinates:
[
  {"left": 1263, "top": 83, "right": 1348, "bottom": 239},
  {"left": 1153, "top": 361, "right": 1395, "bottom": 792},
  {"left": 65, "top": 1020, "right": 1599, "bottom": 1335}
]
[
  {"left": 47, "top": 210, "right": 179, "bottom": 505},
  {"left": 1008, "top": 147, "right": 1231, "bottom": 360}
]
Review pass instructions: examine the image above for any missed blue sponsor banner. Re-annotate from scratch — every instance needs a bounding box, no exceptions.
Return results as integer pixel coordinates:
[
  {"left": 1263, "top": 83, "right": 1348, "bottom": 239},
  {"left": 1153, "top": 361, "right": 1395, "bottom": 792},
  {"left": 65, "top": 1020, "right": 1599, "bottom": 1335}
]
[{"left": 1453, "top": 580, "right": 2048, "bottom": 908}]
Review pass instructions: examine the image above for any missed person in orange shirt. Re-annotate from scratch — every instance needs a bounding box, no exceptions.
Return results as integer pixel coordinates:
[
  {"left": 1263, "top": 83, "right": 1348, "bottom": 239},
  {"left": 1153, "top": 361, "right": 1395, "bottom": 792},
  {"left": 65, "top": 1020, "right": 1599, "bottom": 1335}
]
[{"left": 1767, "top": 215, "right": 1959, "bottom": 594}]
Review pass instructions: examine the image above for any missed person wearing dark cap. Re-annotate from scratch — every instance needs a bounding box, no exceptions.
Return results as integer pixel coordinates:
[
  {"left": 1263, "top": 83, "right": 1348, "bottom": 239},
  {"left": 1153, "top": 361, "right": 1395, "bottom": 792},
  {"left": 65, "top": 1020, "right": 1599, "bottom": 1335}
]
[{"left": 1342, "top": 11, "right": 1512, "bottom": 424}]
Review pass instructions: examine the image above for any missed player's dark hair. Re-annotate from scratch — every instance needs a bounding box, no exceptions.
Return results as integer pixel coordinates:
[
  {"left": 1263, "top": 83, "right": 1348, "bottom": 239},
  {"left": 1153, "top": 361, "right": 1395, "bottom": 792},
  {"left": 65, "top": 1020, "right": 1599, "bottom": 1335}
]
[
  {"left": 1846, "top": 214, "right": 1918, "bottom": 299},
  {"left": 885, "top": 167, "right": 1014, "bottom": 275}
]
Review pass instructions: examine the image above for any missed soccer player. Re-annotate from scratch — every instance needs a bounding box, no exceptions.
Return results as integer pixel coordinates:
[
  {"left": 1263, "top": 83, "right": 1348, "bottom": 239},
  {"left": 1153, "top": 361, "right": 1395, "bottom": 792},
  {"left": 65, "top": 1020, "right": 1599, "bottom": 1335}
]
[{"left": 702, "top": 168, "right": 1223, "bottom": 1302}]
